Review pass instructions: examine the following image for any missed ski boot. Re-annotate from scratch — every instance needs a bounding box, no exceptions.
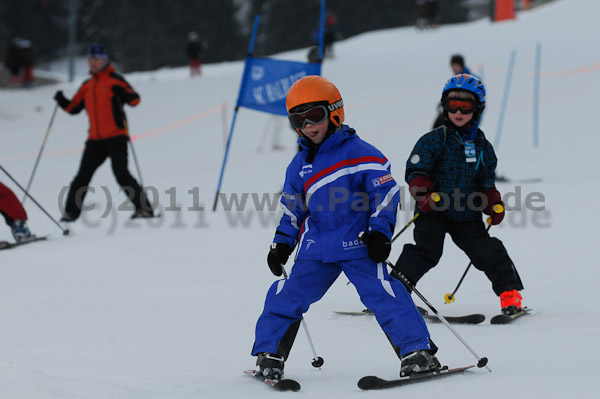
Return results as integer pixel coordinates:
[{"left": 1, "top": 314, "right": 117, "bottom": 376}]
[
  {"left": 60, "top": 213, "right": 77, "bottom": 223},
  {"left": 400, "top": 350, "right": 441, "bottom": 377},
  {"left": 500, "top": 290, "right": 522, "bottom": 315},
  {"left": 131, "top": 208, "right": 154, "bottom": 219},
  {"left": 256, "top": 353, "right": 285, "bottom": 379},
  {"left": 11, "top": 220, "right": 35, "bottom": 243}
]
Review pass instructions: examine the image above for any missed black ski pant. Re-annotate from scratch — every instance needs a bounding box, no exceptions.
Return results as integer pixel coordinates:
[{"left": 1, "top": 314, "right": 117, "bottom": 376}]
[
  {"left": 394, "top": 213, "right": 523, "bottom": 296},
  {"left": 64, "top": 135, "right": 151, "bottom": 219}
]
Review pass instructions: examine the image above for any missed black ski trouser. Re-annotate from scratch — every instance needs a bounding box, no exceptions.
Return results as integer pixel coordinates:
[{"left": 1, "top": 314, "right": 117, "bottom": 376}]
[
  {"left": 395, "top": 213, "right": 523, "bottom": 296},
  {"left": 64, "top": 135, "right": 151, "bottom": 219}
]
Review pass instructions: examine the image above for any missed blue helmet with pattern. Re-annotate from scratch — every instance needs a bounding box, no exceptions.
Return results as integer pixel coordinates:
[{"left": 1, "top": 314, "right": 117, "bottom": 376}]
[
  {"left": 440, "top": 74, "right": 486, "bottom": 132},
  {"left": 441, "top": 74, "right": 486, "bottom": 124},
  {"left": 441, "top": 74, "right": 485, "bottom": 104},
  {"left": 442, "top": 74, "right": 485, "bottom": 103}
]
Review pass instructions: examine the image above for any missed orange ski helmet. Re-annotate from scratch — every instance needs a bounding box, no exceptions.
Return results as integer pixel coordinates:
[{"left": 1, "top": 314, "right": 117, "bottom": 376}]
[{"left": 286, "top": 75, "right": 344, "bottom": 133}]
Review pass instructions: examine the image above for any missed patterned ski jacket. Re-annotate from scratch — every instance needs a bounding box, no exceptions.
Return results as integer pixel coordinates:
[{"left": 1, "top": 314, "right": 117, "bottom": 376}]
[
  {"left": 58, "top": 63, "right": 140, "bottom": 140},
  {"left": 405, "top": 125, "right": 498, "bottom": 222},
  {"left": 274, "top": 125, "right": 400, "bottom": 263}
]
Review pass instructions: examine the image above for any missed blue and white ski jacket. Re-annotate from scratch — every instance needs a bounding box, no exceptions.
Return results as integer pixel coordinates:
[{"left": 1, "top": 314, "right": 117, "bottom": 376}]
[{"left": 273, "top": 125, "right": 400, "bottom": 263}]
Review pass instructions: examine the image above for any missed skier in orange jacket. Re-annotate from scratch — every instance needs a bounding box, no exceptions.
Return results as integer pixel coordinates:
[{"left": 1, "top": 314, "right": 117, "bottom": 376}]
[{"left": 54, "top": 43, "right": 154, "bottom": 222}]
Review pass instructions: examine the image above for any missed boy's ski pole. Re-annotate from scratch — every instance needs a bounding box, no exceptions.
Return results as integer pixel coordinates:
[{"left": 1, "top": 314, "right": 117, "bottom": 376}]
[
  {"left": 443, "top": 204, "right": 504, "bottom": 304},
  {"left": 387, "top": 261, "right": 491, "bottom": 373},
  {"left": 22, "top": 104, "right": 58, "bottom": 204},
  {"left": 281, "top": 265, "right": 324, "bottom": 368},
  {"left": 392, "top": 192, "right": 440, "bottom": 244},
  {"left": 0, "top": 163, "right": 70, "bottom": 235}
]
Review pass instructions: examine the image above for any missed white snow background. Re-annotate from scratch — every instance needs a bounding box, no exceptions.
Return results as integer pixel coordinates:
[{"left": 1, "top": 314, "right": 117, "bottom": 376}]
[{"left": 1, "top": 0, "right": 599, "bottom": 397}]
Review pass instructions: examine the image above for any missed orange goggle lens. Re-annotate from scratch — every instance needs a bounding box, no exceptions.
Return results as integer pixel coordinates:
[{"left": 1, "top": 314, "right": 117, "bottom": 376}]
[{"left": 443, "top": 99, "right": 476, "bottom": 114}]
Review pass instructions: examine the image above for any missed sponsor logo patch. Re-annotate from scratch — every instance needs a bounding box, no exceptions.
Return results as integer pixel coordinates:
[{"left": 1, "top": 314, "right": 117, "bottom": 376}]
[
  {"left": 328, "top": 99, "right": 343, "bottom": 112},
  {"left": 282, "top": 192, "right": 296, "bottom": 201},
  {"left": 371, "top": 173, "right": 394, "bottom": 187},
  {"left": 342, "top": 238, "right": 365, "bottom": 250},
  {"left": 299, "top": 165, "right": 313, "bottom": 178}
]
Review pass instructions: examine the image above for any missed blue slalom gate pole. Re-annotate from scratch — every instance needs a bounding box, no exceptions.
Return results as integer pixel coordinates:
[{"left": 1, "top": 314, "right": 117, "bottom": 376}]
[
  {"left": 212, "top": 15, "right": 261, "bottom": 211},
  {"left": 318, "top": 0, "right": 326, "bottom": 61},
  {"left": 494, "top": 50, "right": 516, "bottom": 150},
  {"left": 533, "top": 43, "right": 541, "bottom": 148}
]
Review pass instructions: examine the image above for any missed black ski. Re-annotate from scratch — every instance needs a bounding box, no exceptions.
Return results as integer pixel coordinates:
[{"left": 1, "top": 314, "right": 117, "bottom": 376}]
[
  {"left": 358, "top": 365, "right": 475, "bottom": 390},
  {"left": 422, "top": 313, "right": 485, "bottom": 325},
  {"left": 130, "top": 213, "right": 163, "bottom": 220},
  {"left": 244, "top": 369, "right": 301, "bottom": 392},
  {"left": 496, "top": 176, "right": 543, "bottom": 184},
  {"left": 0, "top": 236, "right": 47, "bottom": 250},
  {"left": 490, "top": 307, "right": 531, "bottom": 325},
  {"left": 417, "top": 305, "right": 485, "bottom": 324},
  {"left": 335, "top": 308, "right": 485, "bottom": 325}
]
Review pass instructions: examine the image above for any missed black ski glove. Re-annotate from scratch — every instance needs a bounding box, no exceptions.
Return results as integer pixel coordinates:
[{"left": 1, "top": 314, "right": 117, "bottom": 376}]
[
  {"left": 267, "top": 243, "right": 293, "bottom": 277},
  {"left": 359, "top": 231, "right": 391, "bottom": 263},
  {"left": 53, "top": 90, "right": 69, "bottom": 109}
]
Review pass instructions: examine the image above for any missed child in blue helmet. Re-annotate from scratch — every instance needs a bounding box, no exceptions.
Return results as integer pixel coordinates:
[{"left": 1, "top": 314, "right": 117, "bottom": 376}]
[{"left": 393, "top": 74, "right": 524, "bottom": 315}]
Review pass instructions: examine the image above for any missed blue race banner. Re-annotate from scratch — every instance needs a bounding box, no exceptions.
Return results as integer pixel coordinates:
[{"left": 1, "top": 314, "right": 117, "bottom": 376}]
[{"left": 237, "top": 57, "right": 321, "bottom": 116}]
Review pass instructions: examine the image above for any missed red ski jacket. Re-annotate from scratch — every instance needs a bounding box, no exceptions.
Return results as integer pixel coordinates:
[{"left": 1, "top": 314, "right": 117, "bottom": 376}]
[{"left": 61, "top": 64, "right": 140, "bottom": 140}]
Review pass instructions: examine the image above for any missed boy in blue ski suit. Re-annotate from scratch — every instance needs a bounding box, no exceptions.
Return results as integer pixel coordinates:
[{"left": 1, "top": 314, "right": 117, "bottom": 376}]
[
  {"left": 251, "top": 76, "right": 440, "bottom": 380},
  {"left": 393, "top": 74, "right": 524, "bottom": 314}
]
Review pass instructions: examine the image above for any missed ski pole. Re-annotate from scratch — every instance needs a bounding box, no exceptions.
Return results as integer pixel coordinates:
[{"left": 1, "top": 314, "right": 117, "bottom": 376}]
[
  {"left": 22, "top": 103, "right": 58, "bottom": 204},
  {"left": 392, "top": 192, "right": 440, "bottom": 244},
  {"left": 128, "top": 139, "right": 145, "bottom": 188},
  {"left": 392, "top": 213, "right": 420, "bottom": 244},
  {"left": 124, "top": 121, "right": 145, "bottom": 188},
  {"left": 281, "top": 265, "right": 324, "bottom": 368},
  {"left": 443, "top": 204, "right": 504, "bottom": 304},
  {"left": 0, "top": 163, "right": 70, "bottom": 235},
  {"left": 386, "top": 261, "right": 491, "bottom": 372}
]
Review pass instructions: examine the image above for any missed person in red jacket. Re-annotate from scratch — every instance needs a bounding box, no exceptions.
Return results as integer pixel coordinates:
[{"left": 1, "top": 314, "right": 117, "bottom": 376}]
[
  {"left": 54, "top": 44, "right": 154, "bottom": 222},
  {"left": 0, "top": 182, "right": 35, "bottom": 242}
]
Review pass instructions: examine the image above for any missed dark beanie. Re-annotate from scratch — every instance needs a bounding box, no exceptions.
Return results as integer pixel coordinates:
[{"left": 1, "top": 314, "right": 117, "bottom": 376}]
[
  {"left": 450, "top": 54, "right": 464, "bottom": 67},
  {"left": 87, "top": 43, "right": 108, "bottom": 59}
]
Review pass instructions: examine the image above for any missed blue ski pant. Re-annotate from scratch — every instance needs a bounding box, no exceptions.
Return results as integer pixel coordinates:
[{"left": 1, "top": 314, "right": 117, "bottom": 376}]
[{"left": 252, "top": 258, "right": 432, "bottom": 358}]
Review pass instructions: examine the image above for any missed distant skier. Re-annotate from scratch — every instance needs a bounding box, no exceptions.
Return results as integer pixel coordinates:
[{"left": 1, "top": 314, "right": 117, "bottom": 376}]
[
  {"left": 0, "top": 182, "right": 36, "bottom": 242},
  {"left": 393, "top": 74, "right": 524, "bottom": 316},
  {"left": 450, "top": 54, "right": 472, "bottom": 75},
  {"left": 323, "top": 12, "right": 338, "bottom": 58},
  {"left": 415, "top": 0, "right": 438, "bottom": 30},
  {"left": 186, "top": 31, "right": 208, "bottom": 76},
  {"left": 4, "top": 37, "right": 35, "bottom": 87},
  {"left": 251, "top": 76, "right": 441, "bottom": 380},
  {"left": 53, "top": 43, "right": 154, "bottom": 222}
]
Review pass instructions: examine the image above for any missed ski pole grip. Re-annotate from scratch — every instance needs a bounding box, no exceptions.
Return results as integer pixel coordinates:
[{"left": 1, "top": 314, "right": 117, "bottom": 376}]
[{"left": 487, "top": 203, "right": 505, "bottom": 225}]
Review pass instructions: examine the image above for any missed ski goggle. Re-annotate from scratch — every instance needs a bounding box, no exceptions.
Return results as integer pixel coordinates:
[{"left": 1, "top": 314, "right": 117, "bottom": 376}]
[
  {"left": 288, "top": 105, "right": 329, "bottom": 129},
  {"left": 443, "top": 98, "right": 477, "bottom": 114}
]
